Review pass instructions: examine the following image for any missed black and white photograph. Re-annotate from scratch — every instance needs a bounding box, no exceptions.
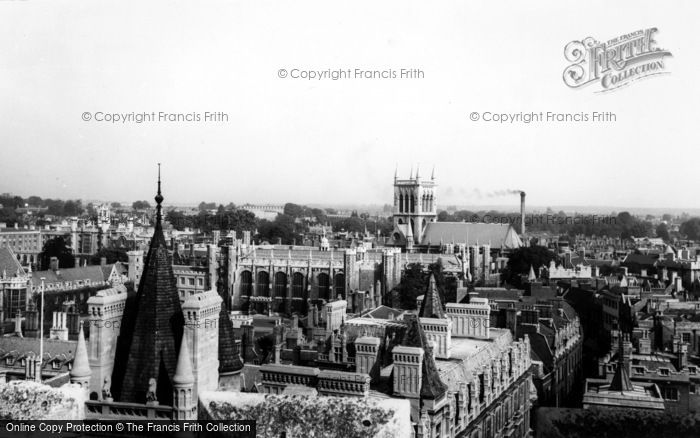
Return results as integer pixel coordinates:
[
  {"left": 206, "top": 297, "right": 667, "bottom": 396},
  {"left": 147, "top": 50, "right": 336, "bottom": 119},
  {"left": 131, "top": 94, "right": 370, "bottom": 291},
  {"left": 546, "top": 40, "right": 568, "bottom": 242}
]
[{"left": 0, "top": 1, "right": 699, "bottom": 437}]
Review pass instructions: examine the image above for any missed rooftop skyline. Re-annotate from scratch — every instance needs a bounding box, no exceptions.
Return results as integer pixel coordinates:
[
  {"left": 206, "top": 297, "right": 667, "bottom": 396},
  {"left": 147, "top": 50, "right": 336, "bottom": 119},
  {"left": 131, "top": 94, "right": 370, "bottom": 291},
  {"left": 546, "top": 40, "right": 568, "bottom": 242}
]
[{"left": 2, "top": 1, "right": 698, "bottom": 209}]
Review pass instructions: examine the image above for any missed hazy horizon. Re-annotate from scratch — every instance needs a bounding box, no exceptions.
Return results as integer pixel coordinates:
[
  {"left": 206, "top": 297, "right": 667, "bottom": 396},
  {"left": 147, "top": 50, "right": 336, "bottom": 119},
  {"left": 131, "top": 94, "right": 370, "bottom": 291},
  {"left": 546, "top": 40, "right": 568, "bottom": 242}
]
[{"left": 2, "top": 1, "right": 698, "bottom": 209}]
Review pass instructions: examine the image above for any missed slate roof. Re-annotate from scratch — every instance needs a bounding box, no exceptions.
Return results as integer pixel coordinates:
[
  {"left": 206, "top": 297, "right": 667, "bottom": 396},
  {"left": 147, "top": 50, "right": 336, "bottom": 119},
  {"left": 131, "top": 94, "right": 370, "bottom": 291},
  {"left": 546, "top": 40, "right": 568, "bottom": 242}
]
[
  {"left": 113, "top": 175, "right": 184, "bottom": 404},
  {"left": 31, "top": 266, "right": 105, "bottom": 284},
  {"left": 420, "top": 222, "right": 522, "bottom": 249},
  {"left": 219, "top": 301, "right": 244, "bottom": 374},
  {"left": 0, "top": 246, "right": 23, "bottom": 275},
  {"left": 399, "top": 315, "right": 447, "bottom": 400},
  {"left": 418, "top": 273, "right": 445, "bottom": 319}
]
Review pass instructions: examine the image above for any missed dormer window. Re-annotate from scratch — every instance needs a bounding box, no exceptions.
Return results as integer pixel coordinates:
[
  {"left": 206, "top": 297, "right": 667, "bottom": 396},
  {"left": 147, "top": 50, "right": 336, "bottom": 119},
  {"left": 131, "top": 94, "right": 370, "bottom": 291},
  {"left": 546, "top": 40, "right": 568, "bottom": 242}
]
[
  {"left": 52, "top": 361, "right": 60, "bottom": 370},
  {"left": 633, "top": 367, "right": 645, "bottom": 375},
  {"left": 659, "top": 368, "right": 670, "bottom": 376}
]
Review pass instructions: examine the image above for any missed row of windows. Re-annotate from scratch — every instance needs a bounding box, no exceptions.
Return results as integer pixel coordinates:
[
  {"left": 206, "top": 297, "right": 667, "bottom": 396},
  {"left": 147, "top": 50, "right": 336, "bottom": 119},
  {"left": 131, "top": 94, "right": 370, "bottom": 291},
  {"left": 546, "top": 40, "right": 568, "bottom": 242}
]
[{"left": 178, "top": 276, "right": 204, "bottom": 287}]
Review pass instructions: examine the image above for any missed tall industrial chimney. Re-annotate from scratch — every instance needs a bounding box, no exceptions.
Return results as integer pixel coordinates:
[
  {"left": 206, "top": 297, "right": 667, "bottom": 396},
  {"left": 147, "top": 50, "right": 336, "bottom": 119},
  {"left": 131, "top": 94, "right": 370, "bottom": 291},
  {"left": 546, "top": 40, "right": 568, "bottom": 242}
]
[{"left": 520, "top": 191, "right": 526, "bottom": 235}]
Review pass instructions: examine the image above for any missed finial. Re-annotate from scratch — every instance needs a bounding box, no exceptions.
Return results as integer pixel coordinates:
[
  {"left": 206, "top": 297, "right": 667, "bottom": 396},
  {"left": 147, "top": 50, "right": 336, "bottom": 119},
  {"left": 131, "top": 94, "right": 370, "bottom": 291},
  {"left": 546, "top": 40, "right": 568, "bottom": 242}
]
[
  {"left": 394, "top": 164, "right": 398, "bottom": 181},
  {"left": 154, "top": 163, "right": 164, "bottom": 223},
  {"left": 409, "top": 165, "right": 413, "bottom": 180},
  {"left": 431, "top": 166, "right": 435, "bottom": 180},
  {"left": 415, "top": 163, "right": 420, "bottom": 179}
]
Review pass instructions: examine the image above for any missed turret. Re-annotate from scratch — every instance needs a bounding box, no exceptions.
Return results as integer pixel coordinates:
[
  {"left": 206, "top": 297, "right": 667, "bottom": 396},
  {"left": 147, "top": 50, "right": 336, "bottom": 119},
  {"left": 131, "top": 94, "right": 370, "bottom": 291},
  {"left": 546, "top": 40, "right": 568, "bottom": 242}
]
[
  {"left": 172, "top": 337, "right": 196, "bottom": 420},
  {"left": 69, "top": 321, "right": 91, "bottom": 395}
]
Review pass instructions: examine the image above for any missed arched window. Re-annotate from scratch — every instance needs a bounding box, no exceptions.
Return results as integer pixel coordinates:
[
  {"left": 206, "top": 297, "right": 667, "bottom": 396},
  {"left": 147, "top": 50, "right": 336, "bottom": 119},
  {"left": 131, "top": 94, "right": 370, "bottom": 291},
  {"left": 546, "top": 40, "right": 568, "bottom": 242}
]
[
  {"left": 410, "top": 195, "right": 415, "bottom": 213},
  {"left": 318, "top": 273, "right": 330, "bottom": 301},
  {"left": 240, "top": 270, "right": 253, "bottom": 297},
  {"left": 274, "top": 272, "right": 287, "bottom": 298},
  {"left": 334, "top": 273, "right": 345, "bottom": 299},
  {"left": 399, "top": 193, "right": 404, "bottom": 212},
  {"left": 292, "top": 272, "right": 305, "bottom": 299},
  {"left": 256, "top": 271, "right": 270, "bottom": 297}
]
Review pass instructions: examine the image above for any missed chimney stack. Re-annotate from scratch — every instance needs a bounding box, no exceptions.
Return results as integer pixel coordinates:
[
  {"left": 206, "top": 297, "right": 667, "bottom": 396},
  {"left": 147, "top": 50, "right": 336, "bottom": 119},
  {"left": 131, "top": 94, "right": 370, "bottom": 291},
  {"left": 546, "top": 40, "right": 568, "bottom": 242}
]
[{"left": 520, "top": 191, "right": 526, "bottom": 235}]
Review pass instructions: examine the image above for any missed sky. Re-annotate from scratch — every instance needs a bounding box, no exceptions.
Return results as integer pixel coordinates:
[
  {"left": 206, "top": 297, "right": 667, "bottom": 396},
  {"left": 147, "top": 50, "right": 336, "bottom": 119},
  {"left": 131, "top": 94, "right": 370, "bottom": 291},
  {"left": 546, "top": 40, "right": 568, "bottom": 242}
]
[{"left": 1, "top": 1, "right": 698, "bottom": 211}]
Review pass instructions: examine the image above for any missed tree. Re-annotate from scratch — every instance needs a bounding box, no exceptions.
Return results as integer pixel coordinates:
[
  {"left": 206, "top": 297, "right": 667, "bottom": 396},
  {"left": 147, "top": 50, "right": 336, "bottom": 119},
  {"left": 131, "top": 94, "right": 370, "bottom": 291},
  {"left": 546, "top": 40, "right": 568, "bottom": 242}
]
[
  {"left": 27, "top": 196, "right": 42, "bottom": 206},
  {"left": 283, "top": 203, "right": 305, "bottom": 218},
  {"left": 258, "top": 214, "right": 298, "bottom": 245},
  {"left": 132, "top": 200, "right": 151, "bottom": 210},
  {"left": 64, "top": 200, "right": 83, "bottom": 216},
  {"left": 656, "top": 223, "right": 670, "bottom": 241},
  {"left": 110, "top": 202, "right": 122, "bottom": 209},
  {"left": 504, "top": 246, "right": 558, "bottom": 288},
  {"left": 680, "top": 218, "right": 700, "bottom": 240},
  {"left": 198, "top": 201, "right": 217, "bottom": 211},
  {"left": 396, "top": 263, "right": 425, "bottom": 309},
  {"left": 39, "top": 236, "right": 74, "bottom": 269}
]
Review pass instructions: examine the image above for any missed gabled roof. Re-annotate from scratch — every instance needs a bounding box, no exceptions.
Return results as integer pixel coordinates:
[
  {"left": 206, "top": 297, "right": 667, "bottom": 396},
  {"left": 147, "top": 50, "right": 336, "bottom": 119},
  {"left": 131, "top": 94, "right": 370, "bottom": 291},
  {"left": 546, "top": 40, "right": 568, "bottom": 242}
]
[{"left": 420, "top": 222, "right": 522, "bottom": 249}]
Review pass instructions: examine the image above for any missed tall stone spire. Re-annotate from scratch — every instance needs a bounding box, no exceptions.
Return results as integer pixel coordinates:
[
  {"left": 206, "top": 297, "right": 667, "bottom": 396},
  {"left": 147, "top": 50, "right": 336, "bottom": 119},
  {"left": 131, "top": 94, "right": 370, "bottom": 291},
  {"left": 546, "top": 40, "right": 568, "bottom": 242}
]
[
  {"left": 115, "top": 165, "right": 184, "bottom": 404},
  {"left": 419, "top": 273, "right": 445, "bottom": 319}
]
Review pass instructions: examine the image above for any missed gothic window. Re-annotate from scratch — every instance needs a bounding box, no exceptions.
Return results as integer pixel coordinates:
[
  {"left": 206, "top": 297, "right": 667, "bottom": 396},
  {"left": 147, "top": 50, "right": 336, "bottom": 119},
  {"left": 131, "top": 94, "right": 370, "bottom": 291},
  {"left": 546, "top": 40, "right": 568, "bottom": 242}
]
[
  {"left": 292, "top": 272, "right": 305, "bottom": 299},
  {"left": 318, "top": 273, "right": 330, "bottom": 301},
  {"left": 240, "top": 270, "right": 253, "bottom": 297},
  {"left": 256, "top": 271, "right": 270, "bottom": 297},
  {"left": 410, "top": 195, "right": 415, "bottom": 213},
  {"left": 334, "top": 273, "right": 345, "bottom": 298},
  {"left": 399, "top": 194, "right": 404, "bottom": 212},
  {"left": 274, "top": 272, "right": 287, "bottom": 298}
]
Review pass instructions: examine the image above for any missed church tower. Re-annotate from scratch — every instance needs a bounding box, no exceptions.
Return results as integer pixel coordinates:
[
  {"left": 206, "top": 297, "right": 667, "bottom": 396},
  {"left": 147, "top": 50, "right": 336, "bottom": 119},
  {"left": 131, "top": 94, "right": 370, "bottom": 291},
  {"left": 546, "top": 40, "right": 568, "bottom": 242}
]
[{"left": 392, "top": 166, "right": 437, "bottom": 246}]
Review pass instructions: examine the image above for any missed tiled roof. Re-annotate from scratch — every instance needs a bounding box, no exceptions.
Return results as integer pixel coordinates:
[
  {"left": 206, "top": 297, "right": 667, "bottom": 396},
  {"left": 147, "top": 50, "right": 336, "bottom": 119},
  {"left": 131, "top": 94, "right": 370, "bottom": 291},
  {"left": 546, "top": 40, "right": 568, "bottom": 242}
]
[
  {"left": 399, "top": 315, "right": 447, "bottom": 400},
  {"left": 420, "top": 222, "right": 522, "bottom": 249},
  {"left": 418, "top": 273, "right": 445, "bottom": 319},
  {"left": 219, "top": 302, "right": 244, "bottom": 374},
  {"left": 114, "top": 182, "right": 183, "bottom": 405},
  {"left": 0, "top": 246, "right": 23, "bottom": 275},
  {"left": 0, "top": 336, "right": 76, "bottom": 359},
  {"left": 31, "top": 266, "right": 105, "bottom": 284}
]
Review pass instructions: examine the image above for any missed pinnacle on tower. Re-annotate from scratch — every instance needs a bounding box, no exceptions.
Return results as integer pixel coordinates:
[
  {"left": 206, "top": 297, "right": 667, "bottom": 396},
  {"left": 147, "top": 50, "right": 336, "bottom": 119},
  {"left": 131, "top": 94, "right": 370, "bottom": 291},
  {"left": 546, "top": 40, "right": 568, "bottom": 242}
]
[
  {"left": 409, "top": 165, "right": 413, "bottom": 180},
  {"left": 70, "top": 321, "right": 91, "bottom": 379},
  {"left": 415, "top": 164, "right": 421, "bottom": 180},
  {"left": 528, "top": 265, "right": 536, "bottom": 282},
  {"left": 173, "top": 336, "right": 195, "bottom": 385},
  {"left": 155, "top": 163, "right": 163, "bottom": 222},
  {"left": 431, "top": 166, "right": 435, "bottom": 181},
  {"left": 419, "top": 273, "right": 446, "bottom": 319}
]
